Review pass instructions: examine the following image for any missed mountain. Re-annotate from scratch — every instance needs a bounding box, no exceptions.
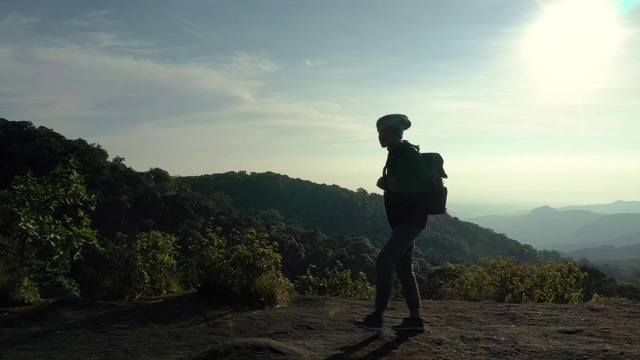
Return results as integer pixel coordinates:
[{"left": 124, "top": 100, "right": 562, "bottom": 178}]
[
  {"left": 446, "top": 202, "right": 532, "bottom": 219},
  {"left": 176, "top": 171, "right": 541, "bottom": 264},
  {"left": 567, "top": 214, "right": 640, "bottom": 246},
  {"left": 468, "top": 206, "right": 640, "bottom": 251},
  {"left": 555, "top": 200, "right": 640, "bottom": 214},
  {"left": 563, "top": 244, "right": 640, "bottom": 261},
  {"left": 451, "top": 200, "right": 640, "bottom": 220}
]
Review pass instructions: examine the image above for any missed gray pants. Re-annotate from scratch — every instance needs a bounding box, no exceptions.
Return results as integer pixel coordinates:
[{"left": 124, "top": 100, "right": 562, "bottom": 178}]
[{"left": 375, "top": 226, "right": 423, "bottom": 314}]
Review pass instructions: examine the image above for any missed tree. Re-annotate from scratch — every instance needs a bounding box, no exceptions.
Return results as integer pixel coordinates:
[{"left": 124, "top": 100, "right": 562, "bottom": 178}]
[{"left": 0, "top": 159, "right": 98, "bottom": 304}]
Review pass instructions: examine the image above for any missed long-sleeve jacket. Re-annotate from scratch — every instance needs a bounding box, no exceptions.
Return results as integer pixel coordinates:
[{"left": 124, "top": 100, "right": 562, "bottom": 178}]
[{"left": 382, "top": 141, "right": 436, "bottom": 229}]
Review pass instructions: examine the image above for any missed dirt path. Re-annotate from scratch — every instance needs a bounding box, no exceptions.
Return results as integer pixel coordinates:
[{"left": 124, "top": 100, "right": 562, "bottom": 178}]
[{"left": 1, "top": 295, "right": 639, "bottom": 359}]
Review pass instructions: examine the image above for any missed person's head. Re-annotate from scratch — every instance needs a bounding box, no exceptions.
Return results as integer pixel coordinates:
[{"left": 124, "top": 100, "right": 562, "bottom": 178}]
[{"left": 376, "top": 114, "right": 411, "bottom": 148}]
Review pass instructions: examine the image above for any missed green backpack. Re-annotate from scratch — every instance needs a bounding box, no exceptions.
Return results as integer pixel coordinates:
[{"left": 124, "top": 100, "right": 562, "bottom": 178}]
[{"left": 421, "top": 153, "right": 448, "bottom": 215}]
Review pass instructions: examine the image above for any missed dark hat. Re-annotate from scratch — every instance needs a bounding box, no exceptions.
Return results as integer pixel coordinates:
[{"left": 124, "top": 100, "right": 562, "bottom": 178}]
[
  {"left": 376, "top": 114, "right": 411, "bottom": 130},
  {"left": 376, "top": 114, "right": 411, "bottom": 137}
]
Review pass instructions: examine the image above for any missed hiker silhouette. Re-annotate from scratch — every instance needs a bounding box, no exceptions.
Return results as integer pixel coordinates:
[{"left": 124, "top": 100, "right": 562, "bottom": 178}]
[{"left": 356, "top": 114, "right": 432, "bottom": 332}]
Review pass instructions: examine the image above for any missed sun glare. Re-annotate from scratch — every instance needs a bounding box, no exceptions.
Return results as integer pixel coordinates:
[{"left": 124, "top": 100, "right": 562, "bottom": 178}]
[{"left": 522, "top": 0, "right": 627, "bottom": 99}]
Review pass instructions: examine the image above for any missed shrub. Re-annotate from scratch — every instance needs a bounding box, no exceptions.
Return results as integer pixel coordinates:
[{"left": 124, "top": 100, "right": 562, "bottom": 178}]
[
  {"left": 296, "top": 261, "right": 375, "bottom": 298},
  {"left": 190, "top": 228, "right": 293, "bottom": 308},
  {"left": 0, "top": 262, "right": 39, "bottom": 306},
  {"left": 590, "top": 294, "right": 632, "bottom": 303},
  {"left": 444, "top": 257, "right": 585, "bottom": 304},
  {"left": 615, "top": 282, "right": 640, "bottom": 301},
  {"left": 538, "top": 261, "right": 585, "bottom": 303},
  {"left": 105, "top": 231, "right": 181, "bottom": 300},
  {"left": 419, "top": 264, "right": 465, "bottom": 300},
  {"left": 578, "top": 264, "right": 618, "bottom": 302}
]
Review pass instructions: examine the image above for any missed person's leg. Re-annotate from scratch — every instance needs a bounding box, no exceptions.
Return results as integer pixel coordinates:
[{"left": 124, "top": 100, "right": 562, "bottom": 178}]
[
  {"left": 357, "top": 225, "right": 423, "bottom": 331},
  {"left": 395, "top": 240, "right": 421, "bottom": 318},
  {"left": 374, "top": 226, "right": 423, "bottom": 315}
]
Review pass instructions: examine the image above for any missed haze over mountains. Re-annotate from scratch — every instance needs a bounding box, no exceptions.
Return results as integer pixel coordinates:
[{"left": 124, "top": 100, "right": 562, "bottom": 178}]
[
  {"left": 555, "top": 200, "right": 640, "bottom": 214},
  {"left": 467, "top": 201, "right": 640, "bottom": 257}
]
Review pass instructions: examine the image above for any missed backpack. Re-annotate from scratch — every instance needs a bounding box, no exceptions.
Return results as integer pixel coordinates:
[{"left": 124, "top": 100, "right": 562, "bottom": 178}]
[{"left": 420, "top": 153, "right": 448, "bottom": 215}]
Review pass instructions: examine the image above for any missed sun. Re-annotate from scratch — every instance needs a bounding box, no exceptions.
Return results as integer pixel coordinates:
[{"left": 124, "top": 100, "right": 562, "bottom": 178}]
[{"left": 522, "top": 0, "right": 627, "bottom": 99}]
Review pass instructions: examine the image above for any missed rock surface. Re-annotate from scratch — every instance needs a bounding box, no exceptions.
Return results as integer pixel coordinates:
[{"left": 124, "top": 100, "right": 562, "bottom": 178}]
[{"left": 1, "top": 295, "right": 639, "bottom": 359}]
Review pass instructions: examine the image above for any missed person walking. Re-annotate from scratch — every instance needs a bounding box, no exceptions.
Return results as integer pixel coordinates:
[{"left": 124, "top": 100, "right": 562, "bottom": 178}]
[{"left": 356, "top": 114, "right": 435, "bottom": 332}]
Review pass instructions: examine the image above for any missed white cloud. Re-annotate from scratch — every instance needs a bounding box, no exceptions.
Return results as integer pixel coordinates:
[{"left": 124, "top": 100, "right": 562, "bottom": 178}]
[{"left": 0, "top": 41, "right": 280, "bottom": 134}]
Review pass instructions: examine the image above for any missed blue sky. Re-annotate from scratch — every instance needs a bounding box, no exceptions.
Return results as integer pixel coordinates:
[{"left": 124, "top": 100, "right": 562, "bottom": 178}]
[{"left": 1, "top": 0, "right": 639, "bottom": 212}]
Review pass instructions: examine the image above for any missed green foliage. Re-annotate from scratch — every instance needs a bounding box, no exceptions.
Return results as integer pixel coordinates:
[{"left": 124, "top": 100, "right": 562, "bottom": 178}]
[
  {"left": 577, "top": 263, "right": 618, "bottom": 301},
  {"left": 444, "top": 257, "right": 585, "bottom": 304},
  {"left": 590, "top": 294, "right": 633, "bottom": 303},
  {"left": 178, "top": 171, "right": 546, "bottom": 266},
  {"left": 0, "top": 261, "right": 39, "bottom": 305},
  {"left": 538, "top": 261, "right": 585, "bottom": 303},
  {"left": 189, "top": 228, "right": 293, "bottom": 308},
  {"left": 418, "top": 264, "right": 466, "bottom": 300},
  {"left": 105, "top": 231, "right": 181, "bottom": 300},
  {"left": 178, "top": 171, "right": 390, "bottom": 245},
  {"left": 296, "top": 261, "right": 375, "bottom": 298},
  {"left": 615, "top": 282, "right": 640, "bottom": 301},
  {"left": 0, "top": 159, "right": 97, "bottom": 304}
]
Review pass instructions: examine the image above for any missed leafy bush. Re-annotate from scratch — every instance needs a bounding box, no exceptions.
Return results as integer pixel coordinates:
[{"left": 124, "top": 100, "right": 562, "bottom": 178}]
[
  {"left": 189, "top": 228, "right": 293, "bottom": 308},
  {"left": 538, "top": 261, "right": 585, "bottom": 303},
  {"left": 590, "top": 294, "right": 632, "bottom": 303},
  {"left": 0, "top": 262, "right": 39, "bottom": 305},
  {"left": 615, "top": 282, "right": 640, "bottom": 301},
  {"left": 104, "top": 231, "right": 181, "bottom": 300},
  {"left": 0, "top": 160, "right": 98, "bottom": 305},
  {"left": 577, "top": 264, "right": 618, "bottom": 301},
  {"left": 418, "top": 264, "right": 466, "bottom": 300},
  {"left": 444, "top": 257, "right": 585, "bottom": 304},
  {"left": 296, "top": 261, "right": 375, "bottom": 298}
]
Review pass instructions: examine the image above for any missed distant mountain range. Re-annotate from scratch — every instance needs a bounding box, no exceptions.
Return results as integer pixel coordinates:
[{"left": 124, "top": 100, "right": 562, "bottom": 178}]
[
  {"left": 467, "top": 201, "right": 640, "bottom": 254},
  {"left": 563, "top": 244, "right": 640, "bottom": 261},
  {"left": 554, "top": 200, "right": 640, "bottom": 214},
  {"left": 449, "top": 200, "right": 640, "bottom": 219}
]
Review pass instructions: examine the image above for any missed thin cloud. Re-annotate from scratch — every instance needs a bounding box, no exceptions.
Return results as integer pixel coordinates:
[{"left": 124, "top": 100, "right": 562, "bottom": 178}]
[
  {"left": 0, "top": 12, "right": 39, "bottom": 32},
  {"left": 65, "top": 9, "right": 118, "bottom": 29},
  {"left": 223, "top": 52, "right": 279, "bottom": 76},
  {"left": 183, "top": 27, "right": 207, "bottom": 40},
  {"left": 0, "top": 42, "right": 278, "bottom": 136},
  {"left": 304, "top": 58, "right": 325, "bottom": 67}
]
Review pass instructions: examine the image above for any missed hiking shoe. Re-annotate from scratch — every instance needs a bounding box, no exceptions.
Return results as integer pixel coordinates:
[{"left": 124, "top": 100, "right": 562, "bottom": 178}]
[
  {"left": 391, "top": 317, "right": 425, "bottom": 331},
  {"left": 356, "top": 313, "right": 383, "bottom": 332}
]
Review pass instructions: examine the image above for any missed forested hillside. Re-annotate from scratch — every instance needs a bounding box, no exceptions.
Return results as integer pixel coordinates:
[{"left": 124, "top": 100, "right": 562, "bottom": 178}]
[
  {"left": 177, "top": 171, "right": 542, "bottom": 264},
  {"left": 1, "top": 118, "right": 637, "bottom": 307}
]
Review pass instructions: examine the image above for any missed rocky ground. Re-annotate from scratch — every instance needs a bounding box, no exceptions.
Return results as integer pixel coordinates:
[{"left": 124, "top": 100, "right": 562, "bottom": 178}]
[{"left": 1, "top": 294, "right": 640, "bottom": 359}]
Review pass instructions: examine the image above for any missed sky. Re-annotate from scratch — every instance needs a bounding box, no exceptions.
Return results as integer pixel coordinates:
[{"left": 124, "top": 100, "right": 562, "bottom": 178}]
[{"left": 1, "top": 0, "right": 639, "bottom": 214}]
